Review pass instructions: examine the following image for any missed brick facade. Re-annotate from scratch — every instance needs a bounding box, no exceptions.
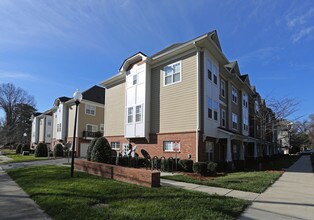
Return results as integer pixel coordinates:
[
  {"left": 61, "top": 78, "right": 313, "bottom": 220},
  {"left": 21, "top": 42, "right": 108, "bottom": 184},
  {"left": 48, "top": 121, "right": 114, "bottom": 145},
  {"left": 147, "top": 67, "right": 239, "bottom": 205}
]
[{"left": 105, "top": 131, "right": 197, "bottom": 161}]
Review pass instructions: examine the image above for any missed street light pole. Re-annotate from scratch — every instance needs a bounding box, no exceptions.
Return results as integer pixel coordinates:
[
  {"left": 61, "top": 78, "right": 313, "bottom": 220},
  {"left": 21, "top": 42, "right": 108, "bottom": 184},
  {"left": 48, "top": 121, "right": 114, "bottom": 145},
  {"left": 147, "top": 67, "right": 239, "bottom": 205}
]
[{"left": 71, "top": 89, "right": 83, "bottom": 178}]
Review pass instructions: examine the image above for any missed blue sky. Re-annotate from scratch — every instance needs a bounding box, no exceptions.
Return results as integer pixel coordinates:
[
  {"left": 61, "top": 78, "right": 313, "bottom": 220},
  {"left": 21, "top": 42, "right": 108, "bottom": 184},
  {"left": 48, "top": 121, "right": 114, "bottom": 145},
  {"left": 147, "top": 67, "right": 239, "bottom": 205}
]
[{"left": 0, "top": 0, "right": 313, "bottom": 121}]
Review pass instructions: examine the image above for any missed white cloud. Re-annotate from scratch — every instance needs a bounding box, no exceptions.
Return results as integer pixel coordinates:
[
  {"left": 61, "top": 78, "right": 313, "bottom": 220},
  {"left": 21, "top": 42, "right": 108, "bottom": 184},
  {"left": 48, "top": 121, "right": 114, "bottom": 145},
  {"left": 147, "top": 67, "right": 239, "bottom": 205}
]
[
  {"left": 0, "top": 71, "right": 37, "bottom": 80},
  {"left": 287, "top": 8, "right": 314, "bottom": 27},
  {"left": 292, "top": 26, "right": 314, "bottom": 43}
]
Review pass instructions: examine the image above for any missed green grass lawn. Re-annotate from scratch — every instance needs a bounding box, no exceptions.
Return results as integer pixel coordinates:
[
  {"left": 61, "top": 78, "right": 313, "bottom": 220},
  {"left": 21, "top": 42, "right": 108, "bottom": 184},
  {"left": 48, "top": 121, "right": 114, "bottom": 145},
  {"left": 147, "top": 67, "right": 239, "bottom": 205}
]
[
  {"left": 0, "top": 149, "right": 49, "bottom": 163},
  {"left": 7, "top": 166, "right": 249, "bottom": 220},
  {"left": 163, "top": 171, "right": 282, "bottom": 193}
]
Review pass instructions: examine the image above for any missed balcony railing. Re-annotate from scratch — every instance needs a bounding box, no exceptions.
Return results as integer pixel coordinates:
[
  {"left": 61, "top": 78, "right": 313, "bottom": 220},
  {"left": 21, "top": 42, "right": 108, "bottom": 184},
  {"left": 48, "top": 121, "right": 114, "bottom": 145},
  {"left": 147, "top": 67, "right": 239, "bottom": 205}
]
[{"left": 82, "top": 131, "right": 103, "bottom": 139}]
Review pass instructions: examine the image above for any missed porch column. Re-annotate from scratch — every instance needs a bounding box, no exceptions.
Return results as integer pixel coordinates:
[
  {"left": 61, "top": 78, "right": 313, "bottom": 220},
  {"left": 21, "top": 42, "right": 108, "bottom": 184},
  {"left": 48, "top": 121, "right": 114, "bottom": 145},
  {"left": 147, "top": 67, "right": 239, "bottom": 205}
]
[
  {"left": 226, "top": 138, "right": 232, "bottom": 162},
  {"left": 239, "top": 142, "right": 245, "bottom": 160},
  {"left": 253, "top": 142, "right": 258, "bottom": 158}
]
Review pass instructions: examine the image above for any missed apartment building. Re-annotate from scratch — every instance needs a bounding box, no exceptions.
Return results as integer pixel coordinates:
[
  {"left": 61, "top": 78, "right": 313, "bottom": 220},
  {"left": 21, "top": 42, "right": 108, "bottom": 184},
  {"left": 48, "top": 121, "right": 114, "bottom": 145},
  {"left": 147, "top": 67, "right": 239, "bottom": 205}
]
[
  {"left": 66, "top": 85, "right": 105, "bottom": 157},
  {"left": 38, "top": 110, "right": 53, "bottom": 148},
  {"left": 99, "top": 30, "right": 277, "bottom": 167}
]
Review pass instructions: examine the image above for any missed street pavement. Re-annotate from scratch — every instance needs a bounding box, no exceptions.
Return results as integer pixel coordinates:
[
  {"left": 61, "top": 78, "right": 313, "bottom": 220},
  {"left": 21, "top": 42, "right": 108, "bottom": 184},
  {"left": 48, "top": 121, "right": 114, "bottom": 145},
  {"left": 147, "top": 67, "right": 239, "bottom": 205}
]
[{"left": 239, "top": 155, "right": 314, "bottom": 220}]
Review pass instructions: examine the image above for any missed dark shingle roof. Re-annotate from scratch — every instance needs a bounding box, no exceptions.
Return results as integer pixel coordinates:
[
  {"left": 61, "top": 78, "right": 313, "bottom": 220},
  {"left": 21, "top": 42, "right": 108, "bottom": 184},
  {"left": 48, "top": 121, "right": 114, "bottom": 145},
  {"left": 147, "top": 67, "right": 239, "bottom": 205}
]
[
  {"left": 82, "top": 85, "right": 105, "bottom": 104},
  {"left": 33, "top": 112, "right": 42, "bottom": 117},
  {"left": 239, "top": 74, "right": 248, "bottom": 82},
  {"left": 59, "top": 96, "right": 71, "bottom": 102}
]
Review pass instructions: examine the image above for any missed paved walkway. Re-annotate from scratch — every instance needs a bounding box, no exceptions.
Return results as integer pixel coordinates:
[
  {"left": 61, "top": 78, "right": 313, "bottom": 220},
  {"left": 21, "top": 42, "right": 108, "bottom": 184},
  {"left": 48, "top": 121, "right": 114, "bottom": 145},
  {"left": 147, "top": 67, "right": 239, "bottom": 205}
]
[
  {"left": 161, "top": 178, "right": 260, "bottom": 201},
  {"left": 0, "top": 158, "right": 68, "bottom": 220},
  {"left": 239, "top": 155, "right": 314, "bottom": 220}
]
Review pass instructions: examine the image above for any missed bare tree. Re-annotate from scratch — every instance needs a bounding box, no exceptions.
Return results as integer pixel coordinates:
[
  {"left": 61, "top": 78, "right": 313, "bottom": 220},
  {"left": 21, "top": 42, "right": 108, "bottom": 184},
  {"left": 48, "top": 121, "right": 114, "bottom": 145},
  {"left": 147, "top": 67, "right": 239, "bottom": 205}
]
[{"left": 0, "top": 83, "right": 36, "bottom": 144}]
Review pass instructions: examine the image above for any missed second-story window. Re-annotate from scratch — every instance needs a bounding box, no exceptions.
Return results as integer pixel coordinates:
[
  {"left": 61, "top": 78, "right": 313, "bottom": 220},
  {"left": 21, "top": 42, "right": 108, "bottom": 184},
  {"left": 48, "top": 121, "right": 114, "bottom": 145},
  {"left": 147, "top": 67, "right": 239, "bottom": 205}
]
[
  {"left": 135, "top": 105, "right": 142, "bottom": 122},
  {"left": 213, "top": 101, "right": 218, "bottom": 121},
  {"left": 57, "top": 123, "right": 61, "bottom": 132},
  {"left": 85, "top": 104, "right": 96, "bottom": 116},
  {"left": 213, "top": 64, "right": 218, "bottom": 85},
  {"left": 207, "top": 59, "right": 212, "bottom": 80},
  {"left": 86, "top": 124, "right": 98, "bottom": 132},
  {"left": 243, "top": 118, "right": 249, "bottom": 132},
  {"left": 127, "top": 107, "right": 133, "bottom": 123},
  {"left": 222, "top": 109, "right": 226, "bottom": 127},
  {"left": 232, "top": 113, "right": 238, "bottom": 130},
  {"left": 47, "top": 119, "right": 52, "bottom": 126},
  {"left": 232, "top": 86, "right": 238, "bottom": 104},
  {"left": 220, "top": 79, "right": 225, "bottom": 97},
  {"left": 164, "top": 61, "right": 181, "bottom": 86},
  {"left": 208, "top": 98, "right": 213, "bottom": 119}
]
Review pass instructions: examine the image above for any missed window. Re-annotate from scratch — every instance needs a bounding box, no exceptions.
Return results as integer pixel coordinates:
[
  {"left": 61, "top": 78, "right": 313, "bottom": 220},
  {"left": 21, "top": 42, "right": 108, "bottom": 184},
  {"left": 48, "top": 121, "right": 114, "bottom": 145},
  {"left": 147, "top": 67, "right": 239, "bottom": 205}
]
[
  {"left": 233, "top": 145, "right": 238, "bottom": 160},
  {"left": 85, "top": 104, "right": 96, "bottom": 116},
  {"left": 255, "top": 101, "right": 259, "bottom": 113},
  {"left": 213, "top": 64, "right": 218, "bottom": 85},
  {"left": 222, "top": 109, "right": 226, "bottom": 127},
  {"left": 100, "top": 124, "right": 104, "bottom": 132},
  {"left": 221, "top": 79, "right": 225, "bottom": 97},
  {"left": 207, "top": 59, "right": 212, "bottom": 80},
  {"left": 127, "top": 107, "right": 133, "bottom": 123},
  {"left": 213, "top": 101, "right": 218, "bottom": 121},
  {"left": 111, "top": 142, "right": 120, "bottom": 150},
  {"left": 47, "top": 119, "right": 52, "bottom": 126},
  {"left": 86, "top": 124, "right": 98, "bottom": 132},
  {"left": 40, "top": 120, "right": 42, "bottom": 125},
  {"left": 133, "top": 74, "right": 137, "bottom": 85},
  {"left": 232, "top": 113, "right": 238, "bottom": 130},
  {"left": 206, "top": 142, "right": 214, "bottom": 161},
  {"left": 57, "top": 123, "right": 61, "bottom": 132},
  {"left": 207, "top": 98, "right": 212, "bottom": 119},
  {"left": 163, "top": 141, "right": 180, "bottom": 151},
  {"left": 135, "top": 105, "right": 142, "bottom": 122},
  {"left": 164, "top": 61, "right": 181, "bottom": 86},
  {"left": 47, "top": 132, "right": 51, "bottom": 138},
  {"left": 232, "top": 86, "right": 237, "bottom": 104},
  {"left": 243, "top": 118, "right": 249, "bottom": 132},
  {"left": 242, "top": 93, "right": 248, "bottom": 108}
]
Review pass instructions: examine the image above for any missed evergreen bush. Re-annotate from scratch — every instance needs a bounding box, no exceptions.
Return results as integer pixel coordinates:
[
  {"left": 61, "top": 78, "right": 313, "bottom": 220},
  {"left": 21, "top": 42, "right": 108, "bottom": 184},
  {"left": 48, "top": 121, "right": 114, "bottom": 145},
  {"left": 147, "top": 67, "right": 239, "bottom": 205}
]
[
  {"left": 21, "top": 144, "right": 30, "bottom": 152},
  {"left": 91, "top": 137, "right": 112, "bottom": 163},
  {"left": 35, "top": 143, "right": 48, "bottom": 157},
  {"left": 15, "top": 144, "right": 22, "bottom": 154},
  {"left": 207, "top": 162, "right": 218, "bottom": 175},
  {"left": 193, "top": 162, "right": 208, "bottom": 175},
  {"left": 87, "top": 138, "right": 98, "bottom": 161},
  {"left": 178, "top": 159, "right": 194, "bottom": 172},
  {"left": 54, "top": 143, "right": 64, "bottom": 157}
]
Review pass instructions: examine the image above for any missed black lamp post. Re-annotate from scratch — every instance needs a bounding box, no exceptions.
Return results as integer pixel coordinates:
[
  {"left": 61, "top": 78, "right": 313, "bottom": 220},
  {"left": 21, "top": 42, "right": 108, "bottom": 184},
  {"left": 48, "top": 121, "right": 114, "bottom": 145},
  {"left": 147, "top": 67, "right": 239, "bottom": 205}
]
[{"left": 71, "top": 89, "right": 83, "bottom": 177}]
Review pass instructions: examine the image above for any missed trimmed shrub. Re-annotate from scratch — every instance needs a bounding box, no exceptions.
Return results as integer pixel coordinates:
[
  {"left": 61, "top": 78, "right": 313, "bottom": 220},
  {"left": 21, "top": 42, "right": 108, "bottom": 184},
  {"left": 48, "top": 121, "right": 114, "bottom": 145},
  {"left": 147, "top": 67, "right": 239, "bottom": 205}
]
[
  {"left": 207, "top": 162, "right": 218, "bottom": 175},
  {"left": 178, "top": 159, "right": 193, "bottom": 172},
  {"left": 21, "top": 144, "right": 30, "bottom": 152},
  {"left": 54, "top": 143, "right": 64, "bottom": 157},
  {"left": 15, "top": 144, "right": 22, "bottom": 154},
  {"left": 193, "top": 162, "right": 208, "bottom": 175},
  {"left": 35, "top": 143, "right": 48, "bottom": 157},
  {"left": 91, "top": 137, "right": 112, "bottom": 163},
  {"left": 87, "top": 138, "right": 99, "bottom": 161}
]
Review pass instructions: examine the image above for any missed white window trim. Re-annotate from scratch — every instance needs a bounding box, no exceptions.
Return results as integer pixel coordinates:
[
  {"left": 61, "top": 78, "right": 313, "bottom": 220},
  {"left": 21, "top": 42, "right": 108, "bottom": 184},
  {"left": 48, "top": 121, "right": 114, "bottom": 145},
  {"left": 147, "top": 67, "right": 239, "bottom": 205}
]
[
  {"left": 127, "top": 107, "right": 134, "bottom": 124},
  {"left": 86, "top": 124, "right": 98, "bottom": 132},
  {"left": 135, "top": 104, "right": 143, "bottom": 123},
  {"left": 232, "top": 113, "right": 238, "bottom": 130},
  {"left": 163, "top": 61, "right": 182, "bottom": 86},
  {"left": 212, "top": 63, "right": 218, "bottom": 86},
  {"left": 85, "top": 104, "right": 96, "bottom": 116},
  {"left": 232, "top": 86, "right": 238, "bottom": 104},
  {"left": 222, "top": 109, "right": 226, "bottom": 127},
  {"left": 221, "top": 79, "right": 225, "bottom": 98},
  {"left": 163, "top": 141, "right": 180, "bottom": 152},
  {"left": 111, "top": 142, "right": 121, "bottom": 150}
]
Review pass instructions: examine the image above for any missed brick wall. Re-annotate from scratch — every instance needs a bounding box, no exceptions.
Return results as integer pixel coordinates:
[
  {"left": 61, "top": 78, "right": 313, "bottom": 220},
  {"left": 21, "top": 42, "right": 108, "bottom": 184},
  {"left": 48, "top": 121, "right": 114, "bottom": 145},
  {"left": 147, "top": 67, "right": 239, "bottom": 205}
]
[
  {"left": 74, "top": 159, "right": 160, "bottom": 187},
  {"left": 105, "top": 131, "right": 197, "bottom": 161}
]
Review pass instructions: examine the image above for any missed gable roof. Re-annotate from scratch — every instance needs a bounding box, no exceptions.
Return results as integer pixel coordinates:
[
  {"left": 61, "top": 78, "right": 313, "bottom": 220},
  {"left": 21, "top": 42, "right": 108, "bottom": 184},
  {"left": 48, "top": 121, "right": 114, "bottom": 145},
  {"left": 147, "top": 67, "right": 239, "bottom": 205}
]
[
  {"left": 224, "top": 61, "right": 240, "bottom": 75},
  {"left": 81, "top": 85, "right": 105, "bottom": 104}
]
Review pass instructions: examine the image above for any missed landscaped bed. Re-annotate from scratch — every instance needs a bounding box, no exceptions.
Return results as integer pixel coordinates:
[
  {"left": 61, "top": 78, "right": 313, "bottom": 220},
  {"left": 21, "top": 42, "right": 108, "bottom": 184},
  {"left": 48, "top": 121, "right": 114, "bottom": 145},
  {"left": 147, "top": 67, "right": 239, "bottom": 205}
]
[
  {"left": 0, "top": 149, "right": 49, "bottom": 163},
  {"left": 7, "top": 165, "right": 249, "bottom": 220},
  {"left": 163, "top": 171, "right": 282, "bottom": 193},
  {"left": 163, "top": 155, "right": 300, "bottom": 193}
]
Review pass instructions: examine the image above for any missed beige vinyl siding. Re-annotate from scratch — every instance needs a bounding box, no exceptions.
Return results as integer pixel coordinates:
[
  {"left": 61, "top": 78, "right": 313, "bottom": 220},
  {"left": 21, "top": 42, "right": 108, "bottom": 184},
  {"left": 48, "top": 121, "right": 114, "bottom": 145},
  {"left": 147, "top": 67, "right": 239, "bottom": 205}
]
[
  {"left": 105, "top": 82, "right": 125, "bottom": 136},
  {"left": 52, "top": 113, "right": 57, "bottom": 139},
  {"left": 151, "top": 52, "right": 197, "bottom": 133},
  {"left": 77, "top": 103, "right": 105, "bottom": 136}
]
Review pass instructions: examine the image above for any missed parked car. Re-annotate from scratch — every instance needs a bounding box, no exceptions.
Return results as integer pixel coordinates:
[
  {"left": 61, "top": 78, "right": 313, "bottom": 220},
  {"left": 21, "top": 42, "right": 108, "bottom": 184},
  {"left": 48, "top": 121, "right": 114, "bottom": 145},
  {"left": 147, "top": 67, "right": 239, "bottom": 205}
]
[{"left": 298, "top": 149, "right": 314, "bottom": 155}]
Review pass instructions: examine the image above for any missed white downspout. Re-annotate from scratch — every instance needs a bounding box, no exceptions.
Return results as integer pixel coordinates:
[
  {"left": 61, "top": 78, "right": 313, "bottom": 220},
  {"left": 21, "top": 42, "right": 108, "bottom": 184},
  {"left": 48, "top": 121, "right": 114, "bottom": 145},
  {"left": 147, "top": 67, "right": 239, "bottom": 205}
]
[{"left": 194, "top": 42, "right": 200, "bottom": 162}]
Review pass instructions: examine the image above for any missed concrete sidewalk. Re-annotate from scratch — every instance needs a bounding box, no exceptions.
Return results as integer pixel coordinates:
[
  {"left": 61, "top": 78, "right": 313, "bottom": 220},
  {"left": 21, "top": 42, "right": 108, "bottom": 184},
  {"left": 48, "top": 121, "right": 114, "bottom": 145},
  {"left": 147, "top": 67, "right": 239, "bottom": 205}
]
[
  {"left": 161, "top": 178, "right": 260, "bottom": 201},
  {"left": 239, "top": 155, "right": 314, "bottom": 220},
  {"left": 0, "top": 167, "right": 51, "bottom": 220}
]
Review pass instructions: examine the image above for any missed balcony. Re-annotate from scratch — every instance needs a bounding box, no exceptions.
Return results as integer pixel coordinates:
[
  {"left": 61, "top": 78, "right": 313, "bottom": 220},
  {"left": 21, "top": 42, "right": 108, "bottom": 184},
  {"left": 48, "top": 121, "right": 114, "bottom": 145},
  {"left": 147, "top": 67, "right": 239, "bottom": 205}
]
[{"left": 82, "top": 131, "right": 103, "bottom": 140}]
